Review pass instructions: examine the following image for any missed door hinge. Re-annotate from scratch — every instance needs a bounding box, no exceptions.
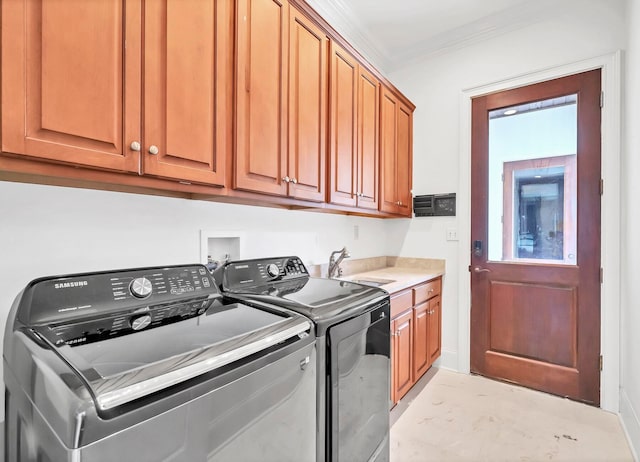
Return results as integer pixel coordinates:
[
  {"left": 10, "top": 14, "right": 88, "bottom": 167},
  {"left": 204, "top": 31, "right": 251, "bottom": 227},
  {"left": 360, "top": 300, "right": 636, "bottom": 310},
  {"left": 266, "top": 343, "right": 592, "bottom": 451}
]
[
  {"left": 600, "top": 91, "right": 604, "bottom": 108},
  {"left": 468, "top": 265, "right": 472, "bottom": 272},
  {"left": 599, "top": 355, "right": 603, "bottom": 371},
  {"left": 600, "top": 267, "right": 604, "bottom": 283},
  {"left": 600, "top": 178, "right": 604, "bottom": 196}
]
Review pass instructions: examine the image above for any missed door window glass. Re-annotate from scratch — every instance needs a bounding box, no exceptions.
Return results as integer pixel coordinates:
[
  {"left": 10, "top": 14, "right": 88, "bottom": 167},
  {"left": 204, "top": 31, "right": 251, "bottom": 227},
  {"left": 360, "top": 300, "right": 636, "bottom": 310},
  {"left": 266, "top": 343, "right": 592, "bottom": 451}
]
[{"left": 487, "top": 95, "right": 577, "bottom": 264}]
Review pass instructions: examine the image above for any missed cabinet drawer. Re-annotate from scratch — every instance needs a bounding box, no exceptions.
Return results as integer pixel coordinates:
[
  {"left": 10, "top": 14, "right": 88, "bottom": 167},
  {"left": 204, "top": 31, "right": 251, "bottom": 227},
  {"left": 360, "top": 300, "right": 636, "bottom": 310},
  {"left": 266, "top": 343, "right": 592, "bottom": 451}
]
[
  {"left": 390, "top": 290, "right": 413, "bottom": 318},
  {"left": 413, "top": 278, "right": 441, "bottom": 304}
]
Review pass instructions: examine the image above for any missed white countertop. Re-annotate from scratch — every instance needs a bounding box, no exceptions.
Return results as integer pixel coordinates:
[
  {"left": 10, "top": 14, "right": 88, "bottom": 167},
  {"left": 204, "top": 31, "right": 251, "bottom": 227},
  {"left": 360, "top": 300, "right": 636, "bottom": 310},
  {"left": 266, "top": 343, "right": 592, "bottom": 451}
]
[{"left": 340, "top": 266, "right": 444, "bottom": 294}]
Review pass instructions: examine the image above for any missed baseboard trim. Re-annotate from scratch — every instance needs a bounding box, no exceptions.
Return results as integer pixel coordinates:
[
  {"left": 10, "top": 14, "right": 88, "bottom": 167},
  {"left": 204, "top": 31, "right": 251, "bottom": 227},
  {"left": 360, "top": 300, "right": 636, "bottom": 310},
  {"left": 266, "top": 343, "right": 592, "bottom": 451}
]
[
  {"left": 433, "top": 348, "right": 458, "bottom": 372},
  {"left": 620, "top": 389, "right": 640, "bottom": 461}
]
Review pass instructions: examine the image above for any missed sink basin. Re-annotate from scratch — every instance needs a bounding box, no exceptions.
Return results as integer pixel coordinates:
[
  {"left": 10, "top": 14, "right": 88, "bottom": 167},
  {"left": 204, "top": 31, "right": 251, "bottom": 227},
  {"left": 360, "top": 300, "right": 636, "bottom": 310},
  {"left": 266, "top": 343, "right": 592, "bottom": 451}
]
[{"left": 347, "top": 277, "right": 395, "bottom": 287}]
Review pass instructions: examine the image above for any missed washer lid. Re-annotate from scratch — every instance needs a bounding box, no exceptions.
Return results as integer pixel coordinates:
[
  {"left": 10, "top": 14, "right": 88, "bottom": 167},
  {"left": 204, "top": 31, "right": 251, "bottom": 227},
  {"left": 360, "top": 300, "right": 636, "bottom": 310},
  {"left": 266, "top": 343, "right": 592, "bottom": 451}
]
[{"left": 37, "top": 299, "right": 311, "bottom": 411}]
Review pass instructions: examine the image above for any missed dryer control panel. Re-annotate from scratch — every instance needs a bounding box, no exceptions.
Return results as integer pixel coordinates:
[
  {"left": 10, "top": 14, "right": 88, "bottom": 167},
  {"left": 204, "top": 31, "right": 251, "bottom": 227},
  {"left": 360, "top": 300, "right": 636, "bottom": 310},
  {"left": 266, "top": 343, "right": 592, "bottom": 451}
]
[{"left": 216, "top": 256, "right": 308, "bottom": 292}]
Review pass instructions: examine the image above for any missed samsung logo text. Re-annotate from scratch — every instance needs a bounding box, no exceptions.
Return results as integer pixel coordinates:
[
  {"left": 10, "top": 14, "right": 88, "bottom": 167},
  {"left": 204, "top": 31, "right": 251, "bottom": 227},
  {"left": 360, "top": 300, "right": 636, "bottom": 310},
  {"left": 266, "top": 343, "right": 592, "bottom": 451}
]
[{"left": 54, "top": 281, "right": 88, "bottom": 289}]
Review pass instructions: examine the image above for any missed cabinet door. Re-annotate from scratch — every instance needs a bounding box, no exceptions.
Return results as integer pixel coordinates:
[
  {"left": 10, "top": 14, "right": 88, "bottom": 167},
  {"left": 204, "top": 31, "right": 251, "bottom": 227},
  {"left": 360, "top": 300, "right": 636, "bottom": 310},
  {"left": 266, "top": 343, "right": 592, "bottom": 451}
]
[
  {"left": 412, "top": 301, "right": 430, "bottom": 381},
  {"left": 235, "top": 0, "right": 289, "bottom": 196},
  {"left": 1, "top": 0, "right": 140, "bottom": 172},
  {"left": 427, "top": 295, "right": 442, "bottom": 366},
  {"left": 356, "top": 67, "right": 380, "bottom": 210},
  {"left": 379, "top": 87, "right": 399, "bottom": 213},
  {"left": 143, "top": 0, "right": 231, "bottom": 186},
  {"left": 393, "top": 310, "right": 414, "bottom": 402},
  {"left": 288, "top": 7, "right": 327, "bottom": 202},
  {"left": 328, "top": 42, "right": 358, "bottom": 207},
  {"left": 396, "top": 101, "right": 413, "bottom": 216}
]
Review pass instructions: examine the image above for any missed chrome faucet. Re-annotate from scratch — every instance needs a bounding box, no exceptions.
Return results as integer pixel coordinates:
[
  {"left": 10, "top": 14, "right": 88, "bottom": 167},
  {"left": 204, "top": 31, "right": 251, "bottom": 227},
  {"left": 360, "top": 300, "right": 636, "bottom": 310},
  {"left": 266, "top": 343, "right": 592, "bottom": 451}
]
[{"left": 328, "top": 246, "right": 350, "bottom": 279}]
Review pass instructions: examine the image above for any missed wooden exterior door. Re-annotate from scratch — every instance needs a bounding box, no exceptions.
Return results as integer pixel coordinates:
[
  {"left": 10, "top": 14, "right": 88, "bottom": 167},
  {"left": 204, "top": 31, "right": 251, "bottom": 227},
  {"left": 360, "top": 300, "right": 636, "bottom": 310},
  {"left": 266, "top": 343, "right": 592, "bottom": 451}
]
[
  {"left": 1, "top": 0, "right": 140, "bottom": 172},
  {"left": 235, "top": 0, "right": 289, "bottom": 196},
  {"left": 287, "top": 6, "right": 327, "bottom": 202},
  {"left": 470, "top": 70, "right": 602, "bottom": 405},
  {"left": 142, "top": 0, "right": 231, "bottom": 186}
]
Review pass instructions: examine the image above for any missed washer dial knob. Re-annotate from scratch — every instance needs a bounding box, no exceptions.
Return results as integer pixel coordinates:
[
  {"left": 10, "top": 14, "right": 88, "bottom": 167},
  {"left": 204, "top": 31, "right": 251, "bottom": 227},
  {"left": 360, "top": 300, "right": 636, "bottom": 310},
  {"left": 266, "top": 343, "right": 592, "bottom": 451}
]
[
  {"left": 131, "top": 314, "right": 152, "bottom": 331},
  {"left": 266, "top": 263, "right": 280, "bottom": 278},
  {"left": 130, "top": 277, "right": 152, "bottom": 298}
]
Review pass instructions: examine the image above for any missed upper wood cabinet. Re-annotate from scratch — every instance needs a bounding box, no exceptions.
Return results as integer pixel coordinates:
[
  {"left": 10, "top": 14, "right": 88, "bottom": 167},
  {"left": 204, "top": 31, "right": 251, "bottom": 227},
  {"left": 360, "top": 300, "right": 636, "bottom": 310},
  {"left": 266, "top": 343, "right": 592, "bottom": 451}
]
[
  {"left": 1, "top": 0, "right": 140, "bottom": 172},
  {"left": 235, "top": 0, "right": 289, "bottom": 196},
  {"left": 380, "top": 86, "right": 413, "bottom": 217},
  {"left": 1, "top": 0, "right": 230, "bottom": 186},
  {"left": 235, "top": 0, "right": 327, "bottom": 201},
  {"left": 328, "top": 42, "right": 380, "bottom": 210},
  {"left": 142, "top": 0, "right": 231, "bottom": 186},
  {"left": 287, "top": 6, "right": 327, "bottom": 202}
]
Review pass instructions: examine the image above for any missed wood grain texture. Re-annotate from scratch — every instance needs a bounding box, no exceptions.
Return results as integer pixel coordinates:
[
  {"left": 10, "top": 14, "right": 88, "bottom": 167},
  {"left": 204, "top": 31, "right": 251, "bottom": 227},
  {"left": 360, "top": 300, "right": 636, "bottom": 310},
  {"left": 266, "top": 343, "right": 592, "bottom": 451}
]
[
  {"left": 356, "top": 67, "right": 380, "bottom": 210},
  {"left": 235, "top": 0, "right": 289, "bottom": 195},
  {"left": 2, "top": 0, "right": 139, "bottom": 172},
  {"left": 489, "top": 281, "right": 577, "bottom": 367},
  {"left": 287, "top": 5, "right": 327, "bottom": 202},
  {"left": 143, "top": 0, "right": 230, "bottom": 186},
  {"left": 328, "top": 42, "right": 358, "bottom": 207},
  {"left": 471, "top": 69, "right": 602, "bottom": 405},
  {"left": 393, "top": 310, "right": 414, "bottom": 403}
]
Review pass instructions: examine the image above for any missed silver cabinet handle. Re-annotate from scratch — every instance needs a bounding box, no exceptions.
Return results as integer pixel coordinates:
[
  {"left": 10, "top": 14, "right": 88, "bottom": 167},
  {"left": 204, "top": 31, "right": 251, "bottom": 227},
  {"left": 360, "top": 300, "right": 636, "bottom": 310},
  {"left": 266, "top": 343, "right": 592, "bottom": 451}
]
[
  {"left": 148, "top": 145, "right": 159, "bottom": 155},
  {"left": 130, "top": 141, "right": 141, "bottom": 152},
  {"left": 291, "top": 177, "right": 298, "bottom": 184},
  {"left": 474, "top": 267, "right": 491, "bottom": 273},
  {"left": 282, "top": 176, "right": 290, "bottom": 183}
]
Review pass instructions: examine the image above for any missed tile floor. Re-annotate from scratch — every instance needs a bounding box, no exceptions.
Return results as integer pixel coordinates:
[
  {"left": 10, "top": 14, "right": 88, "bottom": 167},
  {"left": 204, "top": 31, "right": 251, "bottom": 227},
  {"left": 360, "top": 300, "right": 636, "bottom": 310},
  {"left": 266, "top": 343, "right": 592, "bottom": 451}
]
[{"left": 390, "top": 368, "right": 635, "bottom": 461}]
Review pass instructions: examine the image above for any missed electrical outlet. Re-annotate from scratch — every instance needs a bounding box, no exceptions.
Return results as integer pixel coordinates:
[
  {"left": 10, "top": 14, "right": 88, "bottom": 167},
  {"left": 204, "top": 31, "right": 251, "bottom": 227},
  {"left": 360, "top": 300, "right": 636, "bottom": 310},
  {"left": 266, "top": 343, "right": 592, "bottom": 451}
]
[
  {"left": 354, "top": 225, "right": 360, "bottom": 240},
  {"left": 446, "top": 228, "right": 458, "bottom": 241}
]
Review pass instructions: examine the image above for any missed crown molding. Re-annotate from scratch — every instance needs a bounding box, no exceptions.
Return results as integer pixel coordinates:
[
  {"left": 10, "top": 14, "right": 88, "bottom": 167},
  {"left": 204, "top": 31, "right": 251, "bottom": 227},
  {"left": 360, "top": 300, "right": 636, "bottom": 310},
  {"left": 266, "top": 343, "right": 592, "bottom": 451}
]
[{"left": 303, "top": 0, "right": 392, "bottom": 74}]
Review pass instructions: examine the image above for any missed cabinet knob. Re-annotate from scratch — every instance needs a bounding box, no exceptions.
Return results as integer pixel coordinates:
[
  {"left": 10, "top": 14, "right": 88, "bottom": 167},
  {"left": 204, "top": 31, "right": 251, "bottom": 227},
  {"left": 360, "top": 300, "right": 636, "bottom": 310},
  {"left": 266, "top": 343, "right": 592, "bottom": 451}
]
[
  {"left": 148, "top": 145, "right": 159, "bottom": 155},
  {"left": 130, "top": 141, "right": 141, "bottom": 152},
  {"left": 291, "top": 177, "right": 298, "bottom": 184},
  {"left": 282, "top": 176, "right": 291, "bottom": 183}
]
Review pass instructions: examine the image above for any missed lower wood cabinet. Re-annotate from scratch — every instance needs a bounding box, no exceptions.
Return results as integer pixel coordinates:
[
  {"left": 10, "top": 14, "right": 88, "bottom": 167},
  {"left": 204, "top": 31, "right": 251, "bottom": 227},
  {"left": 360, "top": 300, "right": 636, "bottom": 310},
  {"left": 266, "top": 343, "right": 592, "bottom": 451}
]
[
  {"left": 390, "top": 276, "right": 442, "bottom": 405},
  {"left": 391, "top": 309, "right": 414, "bottom": 403}
]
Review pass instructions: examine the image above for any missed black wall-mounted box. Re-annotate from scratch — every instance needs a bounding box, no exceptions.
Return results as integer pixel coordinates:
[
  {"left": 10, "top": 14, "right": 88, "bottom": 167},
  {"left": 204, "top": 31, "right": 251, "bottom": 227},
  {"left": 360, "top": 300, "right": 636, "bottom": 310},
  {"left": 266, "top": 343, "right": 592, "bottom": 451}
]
[{"left": 413, "top": 193, "right": 456, "bottom": 217}]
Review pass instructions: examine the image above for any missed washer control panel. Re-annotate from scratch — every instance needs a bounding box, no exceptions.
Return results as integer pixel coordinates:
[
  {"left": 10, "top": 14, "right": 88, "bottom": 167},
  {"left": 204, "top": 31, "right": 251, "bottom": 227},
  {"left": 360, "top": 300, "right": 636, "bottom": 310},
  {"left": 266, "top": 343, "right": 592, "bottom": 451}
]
[
  {"left": 218, "top": 256, "right": 308, "bottom": 291},
  {"left": 19, "top": 265, "right": 220, "bottom": 347}
]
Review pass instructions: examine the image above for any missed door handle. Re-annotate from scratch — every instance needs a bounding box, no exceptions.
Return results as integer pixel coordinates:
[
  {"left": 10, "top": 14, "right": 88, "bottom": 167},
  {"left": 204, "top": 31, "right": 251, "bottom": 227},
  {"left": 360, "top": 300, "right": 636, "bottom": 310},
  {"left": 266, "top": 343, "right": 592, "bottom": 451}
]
[{"left": 474, "top": 267, "right": 491, "bottom": 273}]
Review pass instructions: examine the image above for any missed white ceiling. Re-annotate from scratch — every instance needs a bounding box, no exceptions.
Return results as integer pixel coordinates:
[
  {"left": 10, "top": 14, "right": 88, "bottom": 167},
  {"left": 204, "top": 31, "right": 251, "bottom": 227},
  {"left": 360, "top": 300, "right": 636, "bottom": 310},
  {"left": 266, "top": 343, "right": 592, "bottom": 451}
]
[{"left": 305, "top": 0, "right": 584, "bottom": 73}]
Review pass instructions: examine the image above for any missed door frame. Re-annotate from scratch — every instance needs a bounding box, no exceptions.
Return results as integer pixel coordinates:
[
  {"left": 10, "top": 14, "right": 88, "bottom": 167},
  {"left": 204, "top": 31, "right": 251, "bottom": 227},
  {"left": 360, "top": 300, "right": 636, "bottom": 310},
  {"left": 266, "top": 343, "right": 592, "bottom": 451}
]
[{"left": 457, "top": 51, "right": 622, "bottom": 412}]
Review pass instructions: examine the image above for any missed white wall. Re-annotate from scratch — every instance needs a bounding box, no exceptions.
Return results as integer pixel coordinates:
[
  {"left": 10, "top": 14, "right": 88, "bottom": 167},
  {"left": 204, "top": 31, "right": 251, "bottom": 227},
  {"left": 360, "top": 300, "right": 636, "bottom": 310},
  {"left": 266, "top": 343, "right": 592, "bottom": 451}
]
[
  {"left": 621, "top": 0, "right": 640, "bottom": 457},
  {"left": 0, "top": 180, "right": 388, "bottom": 413},
  {"left": 386, "top": 0, "right": 626, "bottom": 394}
]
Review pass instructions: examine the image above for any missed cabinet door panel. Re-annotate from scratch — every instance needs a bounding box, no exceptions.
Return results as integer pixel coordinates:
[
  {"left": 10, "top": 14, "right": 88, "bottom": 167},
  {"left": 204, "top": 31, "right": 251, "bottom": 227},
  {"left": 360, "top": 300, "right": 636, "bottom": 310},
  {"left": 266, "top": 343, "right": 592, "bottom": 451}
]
[
  {"left": 397, "top": 102, "right": 413, "bottom": 216},
  {"left": 235, "top": 0, "right": 288, "bottom": 195},
  {"left": 328, "top": 43, "right": 357, "bottom": 207},
  {"left": 428, "top": 295, "right": 442, "bottom": 365},
  {"left": 143, "top": 0, "right": 230, "bottom": 186},
  {"left": 380, "top": 88, "right": 398, "bottom": 213},
  {"left": 2, "top": 0, "right": 140, "bottom": 171},
  {"left": 288, "top": 8, "right": 327, "bottom": 202},
  {"left": 413, "top": 302, "right": 429, "bottom": 380},
  {"left": 357, "top": 67, "right": 379, "bottom": 210},
  {"left": 394, "top": 310, "right": 414, "bottom": 402}
]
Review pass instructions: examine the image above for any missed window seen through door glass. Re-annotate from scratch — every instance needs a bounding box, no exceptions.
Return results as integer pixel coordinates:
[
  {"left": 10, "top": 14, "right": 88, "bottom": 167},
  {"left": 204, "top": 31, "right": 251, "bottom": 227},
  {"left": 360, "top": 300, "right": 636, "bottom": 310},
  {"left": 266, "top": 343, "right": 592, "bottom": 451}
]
[{"left": 487, "top": 94, "right": 578, "bottom": 265}]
